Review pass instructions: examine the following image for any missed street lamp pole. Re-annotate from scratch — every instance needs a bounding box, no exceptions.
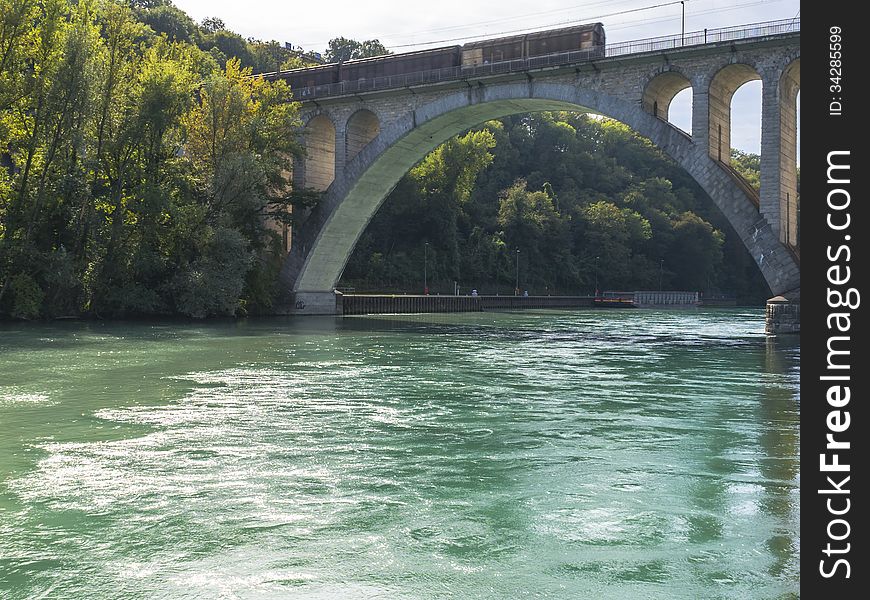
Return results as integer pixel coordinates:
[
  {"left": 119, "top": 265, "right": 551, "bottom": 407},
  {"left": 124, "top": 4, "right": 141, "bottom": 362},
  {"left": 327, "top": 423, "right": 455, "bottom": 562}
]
[
  {"left": 681, "top": 1, "right": 685, "bottom": 46},
  {"left": 515, "top": 249, "right": 520, "bottom": 296},
  {"left": 659, "top": 259, "right": 664, "bottom": 291},
  {"left": 594, "top": 256, "right": 599, "bottom": 296},
  {"left": 424, "top": 242, "right": 429, "bottom": 295}
]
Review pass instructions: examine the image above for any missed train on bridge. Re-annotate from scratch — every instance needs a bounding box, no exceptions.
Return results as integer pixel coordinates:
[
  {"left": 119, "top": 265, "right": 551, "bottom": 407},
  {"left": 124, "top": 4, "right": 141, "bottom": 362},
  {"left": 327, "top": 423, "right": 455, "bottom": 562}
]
[{"left": 266, "top": 23, "right": 605, "bottom": 96}]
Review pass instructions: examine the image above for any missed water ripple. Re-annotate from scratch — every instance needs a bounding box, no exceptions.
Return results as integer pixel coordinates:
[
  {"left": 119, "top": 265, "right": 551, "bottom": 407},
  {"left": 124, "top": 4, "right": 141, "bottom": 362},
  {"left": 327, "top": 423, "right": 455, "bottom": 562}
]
[{"left": 0, "top": 310, "right": 799, "bottom": 599}]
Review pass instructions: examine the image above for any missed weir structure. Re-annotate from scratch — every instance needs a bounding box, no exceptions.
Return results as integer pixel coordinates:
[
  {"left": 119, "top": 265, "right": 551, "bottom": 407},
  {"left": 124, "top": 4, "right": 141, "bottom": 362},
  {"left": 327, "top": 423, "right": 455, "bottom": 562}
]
[{"left": 273, "top": 19, "right": 800, "bottom": 333}]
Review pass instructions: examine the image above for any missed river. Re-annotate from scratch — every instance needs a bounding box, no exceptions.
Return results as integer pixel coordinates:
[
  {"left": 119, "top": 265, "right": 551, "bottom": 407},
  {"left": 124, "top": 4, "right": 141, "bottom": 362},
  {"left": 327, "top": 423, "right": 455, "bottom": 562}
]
[{"left": 0, "top": 309, "right": 799, "bottom": 599}]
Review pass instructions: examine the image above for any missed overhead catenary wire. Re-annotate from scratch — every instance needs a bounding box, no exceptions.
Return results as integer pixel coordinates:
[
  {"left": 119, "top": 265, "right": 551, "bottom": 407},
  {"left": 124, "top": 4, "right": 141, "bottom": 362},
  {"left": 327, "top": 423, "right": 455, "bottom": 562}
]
[
  {"left": 299, "top": 1, "right": 691, "bottom": 49},
  {"left": 295, "top": 0, "right": 641, "bottom": 46},
  {"left": 386, "top": 0, "right": 694, "bottom": 48},
  {"left": 388, "top": 0, "right": 783, "bottom": 50},
  {"left": 368, "top": 0, "right": 642, "bottom": 39},
  {"left": 296, "top": 0, "right": 787, "bottom": 51},
  {"left": 586, "top": 0, "right": 782, "bottom": 36}
]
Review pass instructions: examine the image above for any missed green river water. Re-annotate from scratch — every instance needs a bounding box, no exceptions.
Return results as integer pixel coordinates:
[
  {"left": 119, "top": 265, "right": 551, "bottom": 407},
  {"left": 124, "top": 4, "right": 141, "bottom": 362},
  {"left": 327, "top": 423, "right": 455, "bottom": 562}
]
[{"left": 0, "top": 309, "right": 799, "bottom": 599}]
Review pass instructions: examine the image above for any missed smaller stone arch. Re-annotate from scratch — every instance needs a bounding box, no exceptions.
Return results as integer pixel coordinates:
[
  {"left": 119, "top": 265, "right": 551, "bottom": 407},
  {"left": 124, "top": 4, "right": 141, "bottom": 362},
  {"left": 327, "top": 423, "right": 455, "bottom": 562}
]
[
  {"left": 708, "top": 63, "right": 761, "bottom": 163},
  {"left": 345, "top": 109, "right": 380, "bottom": 163},
  {"left": 779, "top": 58, "right": 800, "bottom": 247},
  {"left": 304, "top": 114, "right": 336, "bottom": 191},
  {"left": 642, "top": 70, "right": 692, "bottom": 126}
]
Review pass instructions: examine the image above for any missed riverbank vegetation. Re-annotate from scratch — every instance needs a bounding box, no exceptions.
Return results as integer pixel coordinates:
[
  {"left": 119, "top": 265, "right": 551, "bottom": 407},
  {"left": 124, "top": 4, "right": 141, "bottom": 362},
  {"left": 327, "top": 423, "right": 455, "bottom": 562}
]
[
  {"left": 0, "top": 0, "right": 317, "bottom": 319},
  {"left": 1, "top": 0, "right": 773, "bottom": 320}
]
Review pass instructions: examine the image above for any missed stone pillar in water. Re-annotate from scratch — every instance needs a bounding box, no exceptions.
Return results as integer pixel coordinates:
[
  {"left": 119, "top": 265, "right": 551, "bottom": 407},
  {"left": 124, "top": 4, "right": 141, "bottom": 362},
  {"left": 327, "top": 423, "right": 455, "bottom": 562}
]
[{"left": 765, "top": 289, "right": 800, "bottom": 335}]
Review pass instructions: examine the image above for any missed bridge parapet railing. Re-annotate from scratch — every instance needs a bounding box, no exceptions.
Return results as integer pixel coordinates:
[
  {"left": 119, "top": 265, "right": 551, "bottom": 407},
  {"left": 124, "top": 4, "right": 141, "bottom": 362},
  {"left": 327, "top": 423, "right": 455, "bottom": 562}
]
[
  {"left": 288, "top": 18, "right": 799, "bottom": 101},
  {"left": 605, "top": 17, "right": 799, "bottom": 57}
]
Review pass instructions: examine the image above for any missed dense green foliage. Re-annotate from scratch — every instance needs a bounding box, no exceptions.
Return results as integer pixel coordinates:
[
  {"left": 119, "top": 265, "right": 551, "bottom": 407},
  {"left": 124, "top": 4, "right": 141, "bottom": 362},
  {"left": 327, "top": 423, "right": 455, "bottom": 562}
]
[
  {"left": 730, "top": 148, "right": 761, "bottom": 191},
  {"left": 324, "top": 37, "right": 391, "bottom": 62},
  {"left": 126, "top": 1, "right": 318, "bottom": 73},
  {"left": 0, "top": 0, "right": 310, "bottom": 319},
  {"left": 341, "top": 114, "right": 770, "bottom": 301}
]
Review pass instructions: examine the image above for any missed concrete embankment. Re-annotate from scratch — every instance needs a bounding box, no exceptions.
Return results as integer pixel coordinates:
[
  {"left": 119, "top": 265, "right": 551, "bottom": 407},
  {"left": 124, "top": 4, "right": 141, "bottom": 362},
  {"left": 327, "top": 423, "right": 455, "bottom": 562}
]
[{"left": 341, "top": 295, "right": 595, "bottom": 315}]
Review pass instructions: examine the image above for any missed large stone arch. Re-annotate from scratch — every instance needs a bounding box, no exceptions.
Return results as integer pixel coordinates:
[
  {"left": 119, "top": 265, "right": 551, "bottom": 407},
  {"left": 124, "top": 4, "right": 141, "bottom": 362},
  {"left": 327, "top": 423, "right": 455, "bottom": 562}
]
[
  {"left": 281, "top": 81, "right": 799, "bottom": 312},
  {"left": 707, "top": 63, "right": 761, "bottom": 163},
  {"left": 345, "top": 109, "right": 380, "bottom": 163}
]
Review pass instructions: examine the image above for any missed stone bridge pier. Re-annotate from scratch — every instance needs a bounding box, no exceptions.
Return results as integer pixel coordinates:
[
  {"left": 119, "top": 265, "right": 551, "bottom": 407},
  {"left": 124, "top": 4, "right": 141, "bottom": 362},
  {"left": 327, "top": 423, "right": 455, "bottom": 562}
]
[{"left": 276, "top": 23, "right": 800, "bottom": 333}]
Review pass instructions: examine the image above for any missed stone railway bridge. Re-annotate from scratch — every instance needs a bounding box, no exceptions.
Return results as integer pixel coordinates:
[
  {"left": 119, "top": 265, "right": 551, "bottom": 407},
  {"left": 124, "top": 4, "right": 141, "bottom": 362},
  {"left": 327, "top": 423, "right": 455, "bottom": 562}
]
[{"left": 272, "top": 19, "right": 800, "bottom": 331}]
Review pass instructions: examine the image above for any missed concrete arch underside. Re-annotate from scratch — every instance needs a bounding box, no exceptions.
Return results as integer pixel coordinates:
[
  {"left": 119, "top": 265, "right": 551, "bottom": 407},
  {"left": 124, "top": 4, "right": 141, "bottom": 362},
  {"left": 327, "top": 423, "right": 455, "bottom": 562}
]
[
  {"left": 708, "top": 63, "right": 761, "bottom": 163},
  {"left": 303, "top": 114, "right": 336, "bottom": 191},
  {"left": 779, "top": 58, "right": 800, "bottom": 246},
  {"left": 346, "top": 109, "right": 380, "bottom": 163},
  {"left": 642, "top": 70, "right": 691, "bottom": 122},
  {"left": 281, "top": 82, "right": 799, "bottom": 310}
]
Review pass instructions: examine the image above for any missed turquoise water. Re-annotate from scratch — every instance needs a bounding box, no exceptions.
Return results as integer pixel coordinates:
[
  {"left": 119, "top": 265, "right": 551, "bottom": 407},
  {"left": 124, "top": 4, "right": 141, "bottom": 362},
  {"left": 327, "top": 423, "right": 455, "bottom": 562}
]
[{"left": 0, "top": 309, "right": 799, "bottom": 598}]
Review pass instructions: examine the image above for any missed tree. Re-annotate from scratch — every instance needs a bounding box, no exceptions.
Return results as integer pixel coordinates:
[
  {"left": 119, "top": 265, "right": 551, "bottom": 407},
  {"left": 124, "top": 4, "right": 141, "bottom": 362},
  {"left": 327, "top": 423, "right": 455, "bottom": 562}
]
[
  {"left": 730, "top": 148, "right": 760, "bottom": 191},
  {"left": 580, "top": 200, "right": 651, "bottom": 289},
  {"left": 0, "top": 0, "right": 309, "bottom": 318},
  {"left": 0, "top": 0, "right": 102, "bottom": 310},
  {"left": 183, "top": 58, "right": 303, "bottom": 220},
  {"left": 668, "top": 211, "right": 724, "bottom": 291},
  {"left": 496, "top": 180, "right": 572, "bottom": 291},
  {"left": 247, "top": 39, "right": 312, "bottom": 74},
  {"left": 206, "top": 30, "right": 254, "bottom": 68},
  {"left": 128, "top": 1, "right": 170, "bottom": 7},
  {"left": 172, "top": 226, "right": 252, "bottom": 317},
  {"left": 358, "top": 39, "right": 390, "bottom": 58},
  {"left": 200, "top": 16, "right": 225, "bottom": 33},
  {"left": 324, "top": 37, "right": 390, "bottom": 62},
  {"left": 135, "top": 3, "right": 198, "bottom": 43}
]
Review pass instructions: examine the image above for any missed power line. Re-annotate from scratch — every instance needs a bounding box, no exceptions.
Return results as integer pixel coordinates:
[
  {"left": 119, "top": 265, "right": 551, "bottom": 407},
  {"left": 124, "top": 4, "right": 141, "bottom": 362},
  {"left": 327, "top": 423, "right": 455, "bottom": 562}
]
[
  {"left": 390, "top": 1, "right": 693, "bottom": 49},
  {"left": 389, "top": 0, "right": 783, "bottom": 50},
  {"left": 601, "top": 0, "right": 781, "bottom": 35},
  {"left": 379, "top": 0, "right": 641, "bottom": 39},
  {"left": 296, "top": 0, "right": 789, "bottom": 52},
  {"left": 298, "top": 0, "right": 692, "bottom": 48}
]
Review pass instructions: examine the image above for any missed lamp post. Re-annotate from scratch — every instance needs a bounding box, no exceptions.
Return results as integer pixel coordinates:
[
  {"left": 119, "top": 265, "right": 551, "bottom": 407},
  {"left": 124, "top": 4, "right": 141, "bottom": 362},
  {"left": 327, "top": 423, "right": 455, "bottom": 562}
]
[
  {"left": 515, "top": 248, "right": 520, "bottom": 296},
  {"left": 681, "top": 1, "right": 685, "bottom": 46},
  {"left": 594, "top": 256, "right": 599, "bottom": 296},
  {"left": 659, "top": 259, "right": 664, "bottom": 291},
  {"left": 424, "top": 242, "right": 429, "bottom": 295}
]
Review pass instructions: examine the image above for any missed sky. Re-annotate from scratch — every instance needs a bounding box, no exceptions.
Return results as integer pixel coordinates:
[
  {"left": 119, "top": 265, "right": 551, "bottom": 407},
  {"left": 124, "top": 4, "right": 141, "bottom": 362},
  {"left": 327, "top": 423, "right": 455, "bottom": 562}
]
[{"left": 173, "top": 0, "right": 800, "bottom": 155}]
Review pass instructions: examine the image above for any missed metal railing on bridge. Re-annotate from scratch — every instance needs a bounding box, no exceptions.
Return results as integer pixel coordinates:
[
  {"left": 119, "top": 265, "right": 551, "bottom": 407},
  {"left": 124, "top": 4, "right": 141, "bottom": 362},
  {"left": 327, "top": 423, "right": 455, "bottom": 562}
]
[
  {"left": 604, "top": 18, "right": 800, "bottom": 57},
  {"left": 282, "top": 18, "right": 800, "bottom": 101}
]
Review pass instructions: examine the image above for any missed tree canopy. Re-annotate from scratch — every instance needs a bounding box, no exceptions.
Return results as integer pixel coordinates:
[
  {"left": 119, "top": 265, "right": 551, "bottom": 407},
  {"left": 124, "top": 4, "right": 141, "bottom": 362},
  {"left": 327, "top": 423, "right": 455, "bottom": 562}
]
[
  {"left": 0, "top": 0, "right": 312, "bottom": 319},
  {"left": 324, "top": 37, "right": 391, "bottom": 62}
]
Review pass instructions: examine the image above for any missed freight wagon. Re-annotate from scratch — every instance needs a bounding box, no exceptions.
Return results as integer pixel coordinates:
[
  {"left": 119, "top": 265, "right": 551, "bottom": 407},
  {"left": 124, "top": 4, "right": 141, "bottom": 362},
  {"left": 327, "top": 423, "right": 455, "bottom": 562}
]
[{"left": 268, "top": 23, "right": 606, "bottom": 97}]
